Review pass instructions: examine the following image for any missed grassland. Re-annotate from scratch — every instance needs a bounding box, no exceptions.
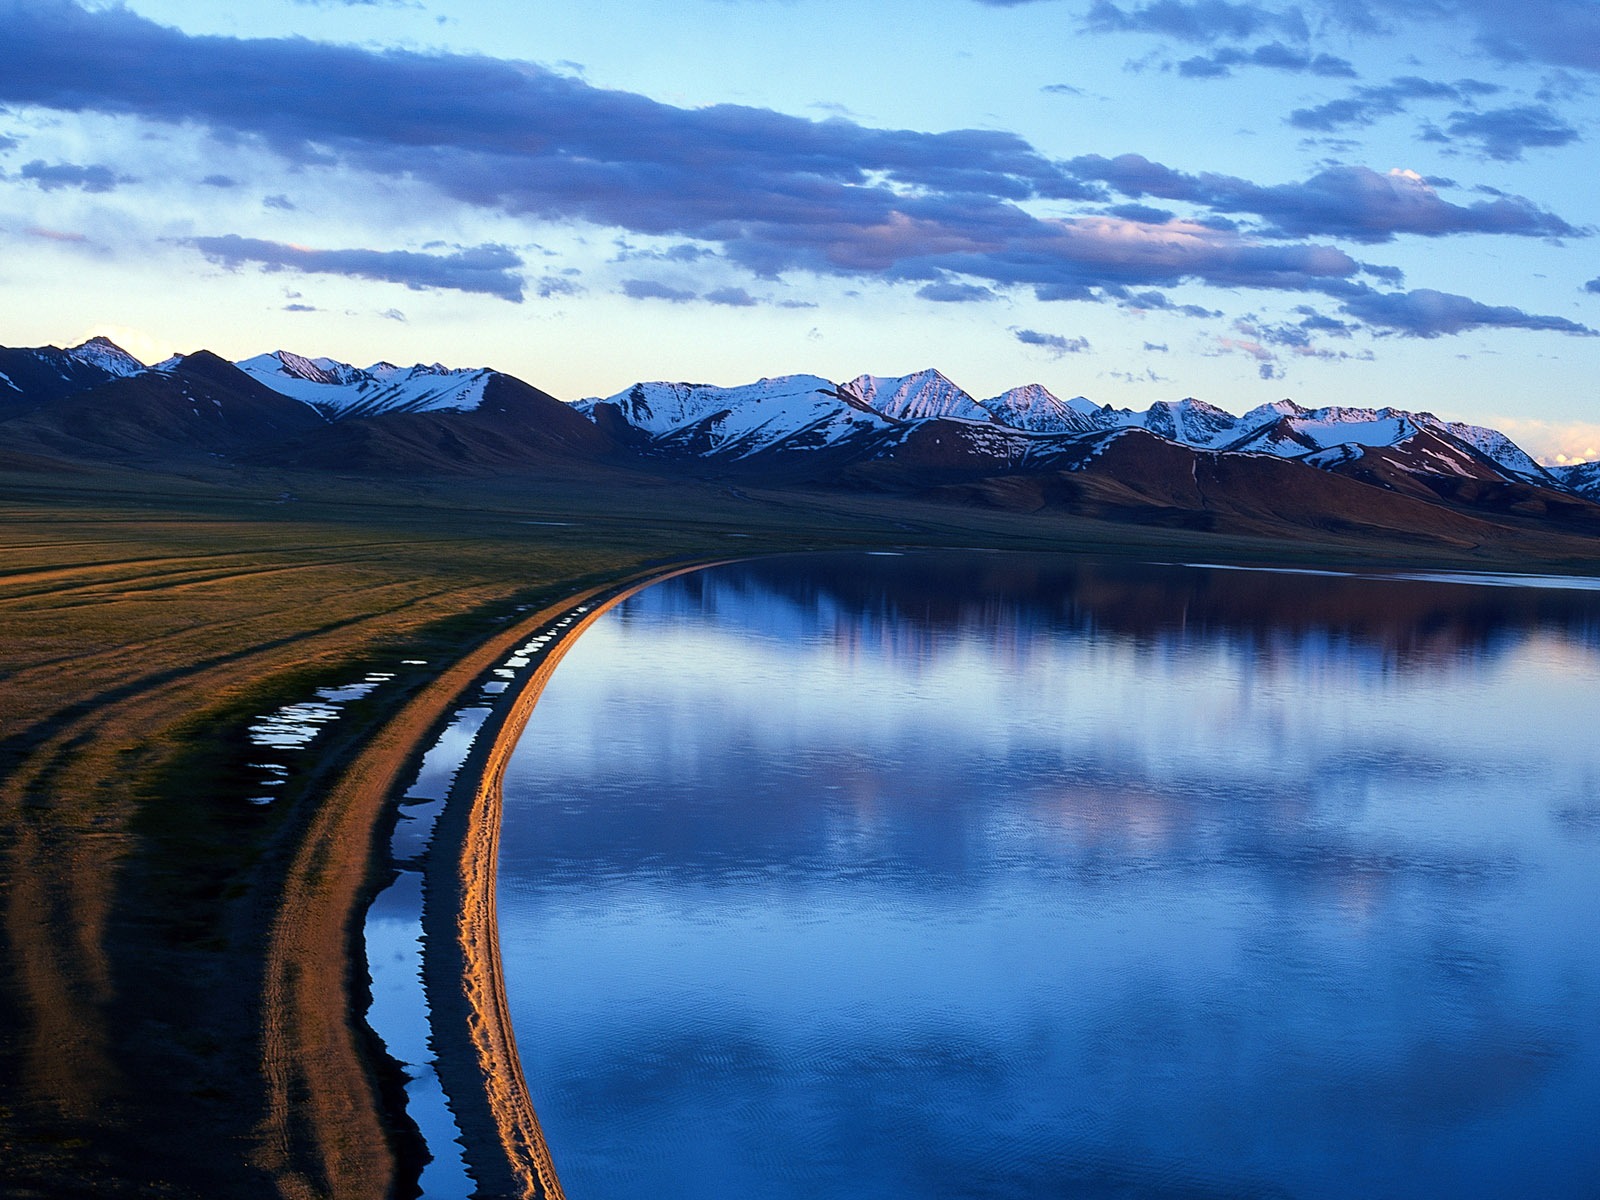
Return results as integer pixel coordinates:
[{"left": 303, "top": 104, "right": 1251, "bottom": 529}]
[{"left": 2, "top": 456, "right": 1596, "bottom": 1198}]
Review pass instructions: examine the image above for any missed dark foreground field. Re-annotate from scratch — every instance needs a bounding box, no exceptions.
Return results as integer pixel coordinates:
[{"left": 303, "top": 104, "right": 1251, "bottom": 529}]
[{"left": 2, "top": 456, "right": 1597, "bottom": 1198}]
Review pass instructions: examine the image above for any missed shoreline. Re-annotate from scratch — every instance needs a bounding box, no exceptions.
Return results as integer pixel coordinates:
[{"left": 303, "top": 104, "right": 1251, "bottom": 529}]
[{"left": 363, "top": 561, "right": 725, "bottom": 1198}]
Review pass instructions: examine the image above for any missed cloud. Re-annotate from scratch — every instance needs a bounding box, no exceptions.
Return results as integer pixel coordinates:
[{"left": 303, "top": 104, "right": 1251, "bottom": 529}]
[
  {"left": 26, "top": 225, "right": 87, "bottom": 242},
  {"left": 621, "top": 278, "right": 697, "bottom": 302},
  {"left": 1490, "top": 416, "right": 1600, "bottom": 466},
  {"left": 1082, "top": 0, "right": 1309, "bottom": 43},
  {"left": 535, "top": 274, "right": 583, "bottom": 298},
  {"left": 705, "top": 286, "right": 759, "bottom": 306},
  {"left": 18, "top": 158, "right": 128, "bottom": 192},
  {"left": 1116, "top": 288, "right": 1223, "bottom": 318},
  {"left": 0, "top": 134, "right": 18, "bottom": 151},
  {"left": 282, "top": 302, "right": 319, "bottom": 312},
  {"left": 1392, "top": 0, "right": 1600, "bottom": 75},
  {"left": 1216, "top": 334, "right": 1284, "bottom": 379},
  {"left": 1337, "top": 287, "right": 1598, "bottom": 338},
  {"left": 201, "top": 173, "right": 237, "bottom": 187},
  {"left": 1586, "top": 278, "right": 1600, "bottom": 294},
  {"left": 1081, "top": 1, "right": 1600, "bottom": 77},
  {"left": 0, "top": 0, "right": 1585, "bottom": 343},
  {"left": 185, "top": 235, "right": 527, "bottom": 300},
  {"left": 917, "top": 280, "right": 997, "bottom": 302},
  {"left": 1014, "top": 327, "right": 1091, "bottom": 355},
  {"left": 1443, "top": 105, "right": 1580, "bottom": 161},
  {"left": 1178, "top": 42, "right": 1357, "bottom": 78},
  {"left": 0, "top": 2, "right": 1371, "bottom": 307},
  {"left": 263, "top": 192, "right": 297, "bottom": 210},
  {"left": 1066, "top": 156, "right": 1579, "bottom": 242},
  {"left": 1289, "top": 76, "right": 1479, "bottom": 131}
]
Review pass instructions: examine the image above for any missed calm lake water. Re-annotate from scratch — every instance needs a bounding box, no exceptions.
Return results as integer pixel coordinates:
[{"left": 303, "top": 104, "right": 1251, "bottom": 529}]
[{"left": 496, "top": 553, "right": 1600, "bottom": 1200}]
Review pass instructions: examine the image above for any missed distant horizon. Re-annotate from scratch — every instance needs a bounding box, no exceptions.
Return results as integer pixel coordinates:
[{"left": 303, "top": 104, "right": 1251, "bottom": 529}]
[
  {"left": 24, "top": 325, "right": 1596, "bottom": 467},
  {"left": 9, "top": 1, "right": 1600, "bottom": 466}
]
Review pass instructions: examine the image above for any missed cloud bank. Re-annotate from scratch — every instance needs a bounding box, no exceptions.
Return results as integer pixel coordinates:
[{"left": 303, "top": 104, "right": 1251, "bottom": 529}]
[{"left": 0, "top": 0, "right": 1589, "bottom": 341}]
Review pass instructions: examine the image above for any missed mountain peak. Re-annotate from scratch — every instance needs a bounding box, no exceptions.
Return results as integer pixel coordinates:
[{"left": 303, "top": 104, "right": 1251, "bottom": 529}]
[
  {"left": 237, "top": 350, "right": 495, "bottom": 419},
  {"left": 67, "top": 336, "right": 145, "bottom": 377},
  {"left": 841, "top": 369, "right": 991, "bottom": 423}
]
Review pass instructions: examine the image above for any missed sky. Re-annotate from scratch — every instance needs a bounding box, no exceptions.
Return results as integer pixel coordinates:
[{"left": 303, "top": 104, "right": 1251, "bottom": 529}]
[{"left": 2, "top": 0, "right": 1599, "bottom": 462}]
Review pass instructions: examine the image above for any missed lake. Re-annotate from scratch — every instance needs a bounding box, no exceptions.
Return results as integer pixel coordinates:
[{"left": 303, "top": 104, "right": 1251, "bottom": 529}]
[{"left": 495, "top": 552, "right": 1600, "bottom": 1199}]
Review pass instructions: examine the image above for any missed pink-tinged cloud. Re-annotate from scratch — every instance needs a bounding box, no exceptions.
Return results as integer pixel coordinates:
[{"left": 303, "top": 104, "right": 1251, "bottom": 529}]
[{"left": 26, "top": 225, "right": 88, "bottom": 242}]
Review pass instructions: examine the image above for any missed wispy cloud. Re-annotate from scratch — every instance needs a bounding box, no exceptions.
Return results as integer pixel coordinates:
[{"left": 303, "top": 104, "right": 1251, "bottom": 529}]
[
  {"left": 1289, "top": 76, "right": 1496, "bottom": 132},
  {"left": 621, "top": 278, "right": 697, "bottom": 302},
  {"left": 18, "top": 158, "right": 129, "bottom": 192},
  {"left": 1066, "top": 156, "right": 1578, "bottom": 242},
  {"left": 1178, "top": 42, "right": 1356, "bottom": 78},
  {"left": 1337, "top": 287, "right": 1597, "bottom": 338},
  {"left": 1081, "top": 0, "right": 1309, "bottom": 44},
  {"left": 1014, "top": 327, "right": 1091, "bottom": 355},
  {"left": 1442, "top": 104, "right": 1580, "bottom": 161},
  {"left": 917, "top": 280, "right": 998, "bottom": 302},
  {"left": 185, "top": 235, "right": 527, "bottom": 300},
  {"left": 705, "top": 286, "right": 759, "bottom": 307}
]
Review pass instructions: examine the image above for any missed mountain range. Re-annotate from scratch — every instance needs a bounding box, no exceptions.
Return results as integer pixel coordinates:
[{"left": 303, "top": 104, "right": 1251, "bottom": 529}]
[{"left": 4, "top": 335, "right": 1599, "bottom": 547}]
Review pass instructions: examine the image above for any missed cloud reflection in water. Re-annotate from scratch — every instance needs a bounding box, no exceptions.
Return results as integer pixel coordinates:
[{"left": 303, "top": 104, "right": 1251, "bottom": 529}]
[{"left": 496, "top": 553, "right": 1600, "bottom": 1200}]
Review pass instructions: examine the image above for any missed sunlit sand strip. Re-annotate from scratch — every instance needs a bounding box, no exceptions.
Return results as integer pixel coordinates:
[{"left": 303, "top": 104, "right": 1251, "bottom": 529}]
[
  {"left": 254, "top": 560, "right": 720, "bottom": 1199},
  {"left": 252, "top": 584, "right": 649, "bottom": 1198},
  {"left": 447, "top": 561, "right": 722, "bottom": 1199}
]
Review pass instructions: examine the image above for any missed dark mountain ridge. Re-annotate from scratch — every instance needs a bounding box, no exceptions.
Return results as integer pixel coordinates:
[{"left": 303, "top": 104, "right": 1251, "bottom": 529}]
[{"left": 4, "top": 336, "right": 1599, "bottom": 555}]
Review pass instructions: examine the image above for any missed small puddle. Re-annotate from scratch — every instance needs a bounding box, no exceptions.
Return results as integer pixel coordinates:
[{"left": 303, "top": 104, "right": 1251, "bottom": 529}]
[{"left": 245, "top": 670, "right": 397, "bottom": 799}]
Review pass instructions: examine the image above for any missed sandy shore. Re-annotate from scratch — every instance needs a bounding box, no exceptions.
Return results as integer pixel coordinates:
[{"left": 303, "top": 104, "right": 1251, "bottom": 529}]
[{"left": 355, "top": 562, "right": 722, "bottom": 1198}]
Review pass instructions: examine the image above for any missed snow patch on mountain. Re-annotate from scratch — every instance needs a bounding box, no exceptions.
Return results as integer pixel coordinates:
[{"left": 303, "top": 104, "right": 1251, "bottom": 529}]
[
  {"left": 841, "top": 369, "right": 992, "bottom": 423},
  {"left": 979, "top": 384, "right": 1102, "bottom": 434},
  {"left": 1414, "top": 416, "right": 1548, "bottom": 481},
  {"left": 237, "top": 351, "right": 493, "bottom": 419},
  {"left": 582, "top": 375, "right": 894, "bottom": 458},
  {"left": 1550, "top": 460, "right": 1600, "bottom": 500},
  {"left": 67, "top": 336, "right": 146, "bottom": 378}
]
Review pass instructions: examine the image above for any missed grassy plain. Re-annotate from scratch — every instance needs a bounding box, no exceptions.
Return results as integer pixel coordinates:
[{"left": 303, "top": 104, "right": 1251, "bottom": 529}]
[{"left": 2, "top": 456, "right": 1596, "bottom": 1197}]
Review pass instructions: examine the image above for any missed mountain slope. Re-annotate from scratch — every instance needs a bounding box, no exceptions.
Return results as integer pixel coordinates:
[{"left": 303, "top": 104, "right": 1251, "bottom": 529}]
[
  {"left": 252, "top": 373, "right": 621, "bottom": 473},
  {"left": 579, "top": 376, "right": 895, "bottom": 460},
  {"left": 5, "top": 351, "right": 329, "bottom": 463},
  {"left": 839, "top": 369, "right": 992, "bottom": 423},
  {"left": 236, "top": 350, "right": 497, "bottom": 419},
  {"left": 0, "top": 336, "right": 146, "bottom": 417}
]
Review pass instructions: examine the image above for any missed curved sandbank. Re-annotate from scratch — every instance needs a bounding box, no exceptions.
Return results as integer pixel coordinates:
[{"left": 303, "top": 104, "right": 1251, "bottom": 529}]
[{"left": 282, "top": 560, "right": 721, "bottom": 1199}]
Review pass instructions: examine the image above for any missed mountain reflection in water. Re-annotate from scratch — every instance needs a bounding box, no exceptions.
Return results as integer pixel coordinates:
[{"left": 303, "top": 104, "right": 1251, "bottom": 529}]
[{"left": 495, "top": 553, "right": 1600, "bottom": 1200}]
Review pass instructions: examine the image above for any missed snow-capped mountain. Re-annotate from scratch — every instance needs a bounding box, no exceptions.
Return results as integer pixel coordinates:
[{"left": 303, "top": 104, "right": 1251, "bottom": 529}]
[
  {"left": 63, "top": 335, "right": 146, "bottom": 378},
  {"left": 839, "top": 370, "right": 993, "bottom": 423},
  {"left": 3, "top": 335, "right": 1596, "bottom": 537},
  {"left": 579, "top": 375, "right": 894, "bottom": 458},
  {"left": 979, "top": 385, "right": 1103, "bottom": 434},
  {"left": 236, "top": 350, "right": 496, "bottom": 420},
  {"left": 0, "top": 335, "right": 146, "bottom": 412},
  {"left": 1414, "top": 415, "right": 1548, "bottom": 482},
  {"left": 1552, "top": 461, "right": 1600, "bottom": 500}
]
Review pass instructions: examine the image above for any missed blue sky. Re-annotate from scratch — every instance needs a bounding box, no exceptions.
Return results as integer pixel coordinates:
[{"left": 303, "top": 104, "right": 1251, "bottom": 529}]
[{"left": 3, "top": 0, "right": 1599, "bottom": 461}]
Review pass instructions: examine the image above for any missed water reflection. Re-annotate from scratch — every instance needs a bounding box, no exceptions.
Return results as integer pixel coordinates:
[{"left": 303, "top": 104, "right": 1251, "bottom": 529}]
[{"left": 496, "top": 553, "right": 1600, "bottom": 1199}]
